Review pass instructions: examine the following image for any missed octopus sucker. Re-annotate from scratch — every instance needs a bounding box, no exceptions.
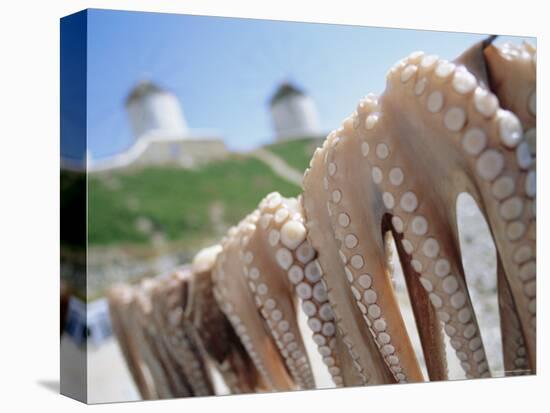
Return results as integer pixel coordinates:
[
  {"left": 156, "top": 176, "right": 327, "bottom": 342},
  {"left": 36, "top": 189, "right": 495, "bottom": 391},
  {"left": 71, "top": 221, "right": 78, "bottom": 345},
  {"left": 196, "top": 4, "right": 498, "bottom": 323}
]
[{"left": 109, "top": 38, "right": 536, "bottom": 396}]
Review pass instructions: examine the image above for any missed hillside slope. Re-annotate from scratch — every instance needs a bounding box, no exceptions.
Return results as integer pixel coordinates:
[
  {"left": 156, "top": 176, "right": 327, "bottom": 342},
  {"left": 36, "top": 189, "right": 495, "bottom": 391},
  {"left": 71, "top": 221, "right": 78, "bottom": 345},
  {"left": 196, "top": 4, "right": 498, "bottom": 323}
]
[
  {"left": 264, "top": 136, "right": 324, "bottom": 173},
  {"left": 87, "top": 154, "right": 302, "bottom": 248}
]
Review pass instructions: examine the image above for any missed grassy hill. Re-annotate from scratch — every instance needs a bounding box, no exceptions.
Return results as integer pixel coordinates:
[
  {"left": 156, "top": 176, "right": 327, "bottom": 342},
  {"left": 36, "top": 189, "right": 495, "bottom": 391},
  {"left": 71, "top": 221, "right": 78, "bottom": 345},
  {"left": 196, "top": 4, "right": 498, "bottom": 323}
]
[
  {"left": 62, "top": 139, "right": 324, "bottom": 299},
  {"left": 87, "top": 154, "right": 302, "bottom": 248},
  {"left": 264, "top": 136, "right": 324, "bottom": 173}
]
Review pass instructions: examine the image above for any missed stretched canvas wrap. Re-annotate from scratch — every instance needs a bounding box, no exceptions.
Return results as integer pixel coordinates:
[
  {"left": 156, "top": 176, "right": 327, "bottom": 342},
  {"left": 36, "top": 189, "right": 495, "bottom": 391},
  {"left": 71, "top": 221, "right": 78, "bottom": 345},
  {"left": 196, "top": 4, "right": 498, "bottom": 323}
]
[{"left": 60, "top": 8, "right": 537, "bottom": 404}]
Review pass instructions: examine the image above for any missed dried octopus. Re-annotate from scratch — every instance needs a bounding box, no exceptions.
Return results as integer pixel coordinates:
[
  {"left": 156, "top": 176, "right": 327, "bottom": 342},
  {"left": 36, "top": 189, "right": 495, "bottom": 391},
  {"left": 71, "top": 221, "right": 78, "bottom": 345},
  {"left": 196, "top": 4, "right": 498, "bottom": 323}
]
[{"left": 109, "top": 37, "right": 536, "bottom": 397}]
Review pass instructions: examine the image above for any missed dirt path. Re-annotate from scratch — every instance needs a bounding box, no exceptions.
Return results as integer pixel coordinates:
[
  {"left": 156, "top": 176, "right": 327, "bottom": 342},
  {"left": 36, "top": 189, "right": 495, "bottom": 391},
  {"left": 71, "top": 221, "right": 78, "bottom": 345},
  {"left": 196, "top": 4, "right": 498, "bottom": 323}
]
[{"left": 251, "top": 148, "right": 304, "bottom": 186}]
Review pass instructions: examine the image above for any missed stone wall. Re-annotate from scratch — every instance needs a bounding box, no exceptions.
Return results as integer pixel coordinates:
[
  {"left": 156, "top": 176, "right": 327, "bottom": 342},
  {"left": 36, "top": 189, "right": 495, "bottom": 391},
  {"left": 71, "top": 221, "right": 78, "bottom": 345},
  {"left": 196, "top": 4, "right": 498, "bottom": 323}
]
[{"left": 131, "top": 139, "right": 228, "bottom": 168}]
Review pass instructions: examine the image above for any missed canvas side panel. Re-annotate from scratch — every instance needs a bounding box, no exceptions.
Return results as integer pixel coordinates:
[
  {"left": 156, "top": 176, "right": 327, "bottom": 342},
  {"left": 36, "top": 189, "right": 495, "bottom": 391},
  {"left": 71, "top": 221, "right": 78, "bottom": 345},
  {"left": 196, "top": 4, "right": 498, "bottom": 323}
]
[{"left": 60, "top": 9, "right": 88, "bottom": 404}]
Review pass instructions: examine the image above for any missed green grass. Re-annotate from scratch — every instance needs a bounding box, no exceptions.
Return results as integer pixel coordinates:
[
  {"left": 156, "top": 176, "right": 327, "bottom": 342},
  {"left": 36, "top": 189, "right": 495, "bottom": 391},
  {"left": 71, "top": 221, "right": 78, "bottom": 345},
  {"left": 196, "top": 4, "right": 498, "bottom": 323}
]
[
  {"left": 265, "top": 136, "right": 324, "bottom": 173},
  {"left": 88, "top": 154, "right": 301, "bottom": 246}
]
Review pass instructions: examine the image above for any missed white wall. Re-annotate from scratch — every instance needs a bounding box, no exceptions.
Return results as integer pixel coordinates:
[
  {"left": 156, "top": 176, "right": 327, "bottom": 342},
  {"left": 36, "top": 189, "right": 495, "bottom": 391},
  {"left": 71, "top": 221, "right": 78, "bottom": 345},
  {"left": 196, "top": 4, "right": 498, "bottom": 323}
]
[
  {"left": 127, "top": 92, "right": 189, "bottom": 140},
  {"left": 271, "top": 94, "right": 321, "bottom": 141},
  {"left": 88, "top": 136, "right": 228, "bottom": 172}
]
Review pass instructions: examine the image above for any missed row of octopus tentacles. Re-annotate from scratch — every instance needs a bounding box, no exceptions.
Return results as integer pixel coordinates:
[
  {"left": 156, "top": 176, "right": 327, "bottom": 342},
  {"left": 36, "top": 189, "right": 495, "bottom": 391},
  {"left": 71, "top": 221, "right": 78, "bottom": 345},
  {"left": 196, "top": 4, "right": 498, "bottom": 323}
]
[{"left": 108, "top": 37, "right": 536, "bottom": 398}]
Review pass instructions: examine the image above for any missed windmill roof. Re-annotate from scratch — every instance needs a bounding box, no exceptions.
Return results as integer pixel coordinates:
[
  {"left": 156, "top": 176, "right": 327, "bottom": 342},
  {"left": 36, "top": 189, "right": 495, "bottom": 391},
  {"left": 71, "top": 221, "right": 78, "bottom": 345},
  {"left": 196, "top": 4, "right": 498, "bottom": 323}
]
[
  {"left": 125, "top": 80, "right": 167, "bottom": 106},
  {"left": 269, "top": 82, "right": 305, "bottom": 106}
]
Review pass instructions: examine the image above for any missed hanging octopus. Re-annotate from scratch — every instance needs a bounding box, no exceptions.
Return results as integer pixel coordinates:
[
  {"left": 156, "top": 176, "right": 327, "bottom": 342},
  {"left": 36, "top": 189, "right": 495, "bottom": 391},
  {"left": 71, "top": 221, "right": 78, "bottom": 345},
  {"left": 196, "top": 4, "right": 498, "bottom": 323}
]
[
  {"left": 300, "top": 36, "right": 536, "bottom": 384},
  {"left": 109, "top": 37, "right": 536, "bottom": 397}
]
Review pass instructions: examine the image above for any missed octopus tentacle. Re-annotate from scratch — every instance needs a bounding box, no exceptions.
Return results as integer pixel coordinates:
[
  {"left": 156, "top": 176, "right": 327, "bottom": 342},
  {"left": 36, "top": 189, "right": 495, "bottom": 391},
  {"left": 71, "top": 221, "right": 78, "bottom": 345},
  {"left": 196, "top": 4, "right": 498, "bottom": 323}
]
[
  {"left": 387, "top": 46, "right": 536, "bottom": 372},
  {"left": 460, "top": 39, "right": 536, "bottom": 373},
  {"left": 256, "top": 193, "right": 347, "bottom": 387},
  {"left": 212, "top": 212, "right": 297, "bottom": 391},
  {"left": 132, "top": 280, "right": 187, "bottom": 398},
  {"left": 148, "top": 269, "right": 215, "bottom": 396},
  {"left": 381, "top": 53, "right": 495, "bottom": 378},
  {"left": 317, "top": 105, "right": 426, "bottom": 383},
  {"left": 301, "top": 39, "right": 538, "bottom": 382},
  {"left": 107, "top": 284, "right": 157, "bottom": 399},
  {"left": 390, "top": 229, "right": 449, "bottom": 381},
  {"left": 303, "top": 130, "right": 397, "bottom": 385},
  {"left": 482, "top": 41, "right": 536, "bottom": 371},
  {"left": 497, "top": 257, "right": 531, "bottom": 375},
  {"left": 239, "top": 193, "right": 316, "bottom": 389},
  {"left": 189, "top": 245, "right": 261, "bottom": 394},
  {"left": 459, "top": 68, "right": 535, "bottom": 370}
]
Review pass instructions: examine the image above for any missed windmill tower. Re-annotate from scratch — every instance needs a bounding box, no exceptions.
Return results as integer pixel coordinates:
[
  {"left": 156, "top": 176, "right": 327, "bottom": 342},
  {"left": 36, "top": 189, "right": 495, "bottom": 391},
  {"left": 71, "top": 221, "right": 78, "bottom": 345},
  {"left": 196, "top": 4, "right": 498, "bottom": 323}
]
[
  {"left": 269, "top": 82, "right": 321, "bottom": 141},
  {"left": 125, "top": 80, "right": 189, "bottom": 140}
]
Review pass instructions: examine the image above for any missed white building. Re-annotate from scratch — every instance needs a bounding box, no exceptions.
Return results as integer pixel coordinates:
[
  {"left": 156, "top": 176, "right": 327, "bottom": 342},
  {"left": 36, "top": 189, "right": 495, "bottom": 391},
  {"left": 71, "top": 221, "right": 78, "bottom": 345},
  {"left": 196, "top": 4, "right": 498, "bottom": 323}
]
[
  {"left": 270, "top": 82, "right": 321, "bottom": 141},
  {"left": 88, "top": 81, "right": 226, "bottom": 172},
  {"left": 126, "top": 81, "right": 189, "bottom": 140}
]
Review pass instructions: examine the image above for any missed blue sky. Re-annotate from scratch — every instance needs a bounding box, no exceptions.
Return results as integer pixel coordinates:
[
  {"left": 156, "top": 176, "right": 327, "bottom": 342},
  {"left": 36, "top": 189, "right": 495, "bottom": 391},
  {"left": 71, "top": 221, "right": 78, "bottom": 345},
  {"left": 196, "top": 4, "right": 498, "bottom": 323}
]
[{"left": 84, "top": 9, "right": 534, "bottom": 159}]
